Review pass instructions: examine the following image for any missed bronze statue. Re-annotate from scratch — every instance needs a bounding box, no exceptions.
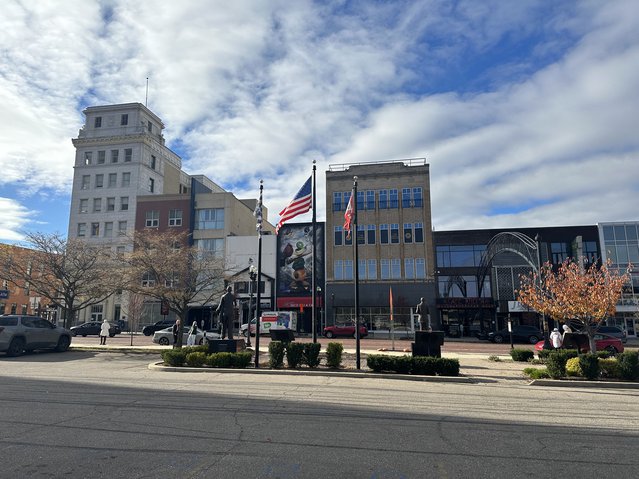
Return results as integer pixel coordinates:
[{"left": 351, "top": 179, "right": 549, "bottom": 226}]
[{"left": 216, "top": 286, "right": 235, "bottom": 340}]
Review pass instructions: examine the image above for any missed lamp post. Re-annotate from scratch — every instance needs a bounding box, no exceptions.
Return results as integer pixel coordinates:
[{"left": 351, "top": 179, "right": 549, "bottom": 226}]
[
  {"left": 535, "top": 234, "right": 552, "bottom": 350},
  {"left": 316, "top": 285, "right": 323, "bottom": 336},
  {"left": 247, "top": 259, "right": 257, "bottom": 348}
]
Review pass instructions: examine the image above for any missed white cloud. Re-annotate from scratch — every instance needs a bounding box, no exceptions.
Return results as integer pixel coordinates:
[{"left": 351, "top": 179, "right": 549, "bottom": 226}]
[{"left": 0, "top": 198, "right": 35, "bottom": 242}]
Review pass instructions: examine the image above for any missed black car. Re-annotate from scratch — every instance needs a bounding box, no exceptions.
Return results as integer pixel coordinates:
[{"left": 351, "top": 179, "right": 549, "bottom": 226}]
[
  {"left": 488, "top": 325, "right": 543, "bottom": 344},
  {"left": 142, "top": 319, "right": 175, "bottom": 336},
  {"left": 70, "top": 321, "right": 121, "bottom": 337}
]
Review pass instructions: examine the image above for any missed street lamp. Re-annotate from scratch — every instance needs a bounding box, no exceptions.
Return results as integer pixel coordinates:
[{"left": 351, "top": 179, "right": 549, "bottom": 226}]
[
  {"left": 247, "top": 259, "right": 257, "bottom": 347},
  {"left": 316, "top": 285, "right": 323, "bottom": 335},
  {"left": 535, "top": 234, "right": 552, "bottom": 350}
]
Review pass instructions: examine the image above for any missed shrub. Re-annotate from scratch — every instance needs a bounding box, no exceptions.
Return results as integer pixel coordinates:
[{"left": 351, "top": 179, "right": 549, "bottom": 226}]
[
  {"left": 268, "top": 341, "right": 285, "bottom": 369},
  {"left": 366, "top": 354, "right": 395, "bottom": 372},
  {"left": 230, "top": 352, "right": 252, "bottom": 369},
  {"left": 510, "top": 349, "right": 534, "bottom": 362},
  {"left": 183, "top": 345, "right": 209, "bottom": 355},
  {"left": 436, "top": 358, "right": 460, "bottom": 376},
  {"left": 546, "top": 350, "right": 578, "bottom": 379},
  {"left": 326, "top": 342, "right": 343, "bottom": 369},
  {"left": 303, "top": 343, "right": 321, "bottom": 368},
  {"left": 523, "top": 367, "right": 551, "bottom": 379},
  {"left": 598, "top": 358, "right": 619, "bottom": 379},
  {"left": 162, "top": 349, "right": 186, "bottom": 367},
  {"left": 394, "top": 356, "right": 413, "bottom": 374},
  {"left": 285, "top": 342, "right": 305, "bottom": 368},
  {"left": 617, "top": 351, "right": 639, "bottom": 381},
  {"left": 487, "top": 355, "right": 501, "bottom": 362},
  {"left": 565, "top": 357, "right": 582, "bottom": 377},
  {"left": 206, "top": 352, "right": 232, "bottom": 368},
  {"left": 596, "top": 350, "right": 611, "bottom": 359},
  {"left": 579, "top": 353, "right": 600, "bottom": 380},
  {"left": 411, "top": 356, "right": 437, "bottom": 375},
  {"left": 185, "top": 351, "right": 207, "bottom": 367}
]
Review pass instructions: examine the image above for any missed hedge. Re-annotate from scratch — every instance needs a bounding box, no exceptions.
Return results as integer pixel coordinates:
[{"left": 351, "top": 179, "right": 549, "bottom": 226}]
[
  {"left": 510, "top": 349, "right": 534, "bottom": 362},
  {"left": 268, "top": 341, "right": 285, "bottom": 369},
  {"left": 285, "top": 342, "right": 305, "bottom": 368},
  {"left": 326, "top": 342, "right": 343, "bottom": 369},
  {"left": 303, "top": 343, "right": 322, "bottom": 368},
  {"left": 366, "top": 354, "right": 460, "bottom": 376}
]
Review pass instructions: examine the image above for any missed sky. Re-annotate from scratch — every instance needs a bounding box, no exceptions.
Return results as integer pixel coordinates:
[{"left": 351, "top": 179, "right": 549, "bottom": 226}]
[{"left": 1, "top": 0, "right": 638, "bottom": 242}]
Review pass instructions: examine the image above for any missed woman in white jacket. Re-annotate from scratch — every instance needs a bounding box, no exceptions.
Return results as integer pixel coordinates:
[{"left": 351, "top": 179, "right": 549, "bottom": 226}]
[
  {"left": 100, "top": 319, "right": 111, "bottom": 345},
  {"left": 187, "top": 321, "right": 198, "bottom": 346}
]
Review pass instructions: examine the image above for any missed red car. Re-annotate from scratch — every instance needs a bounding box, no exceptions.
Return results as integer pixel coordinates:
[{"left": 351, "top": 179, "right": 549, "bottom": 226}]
[
  {"left": 323, "top": 323, "right": 368, "bottom": 338},
  {"left": 535, "top": 333, "right": 624, "bottom": 355}
]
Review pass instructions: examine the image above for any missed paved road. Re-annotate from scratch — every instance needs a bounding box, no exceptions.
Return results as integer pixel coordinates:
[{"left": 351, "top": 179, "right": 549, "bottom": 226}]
[{"left": 1, "top": 351, "right": 638, "bottom": 478}]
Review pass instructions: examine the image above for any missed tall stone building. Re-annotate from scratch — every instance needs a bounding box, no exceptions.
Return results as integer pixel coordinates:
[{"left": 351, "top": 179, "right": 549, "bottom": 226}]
[{"left": 325, "top": 159, "right": 437, "bottom": 333}]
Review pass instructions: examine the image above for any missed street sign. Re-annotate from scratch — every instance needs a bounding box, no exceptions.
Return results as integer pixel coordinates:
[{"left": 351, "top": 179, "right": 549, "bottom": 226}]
[{"left": 0, "top": 290, "right": 9, "bottom": 299}]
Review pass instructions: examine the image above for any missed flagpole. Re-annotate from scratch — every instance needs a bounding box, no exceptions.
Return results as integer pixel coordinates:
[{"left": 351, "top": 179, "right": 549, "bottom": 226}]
[
  {"left": 390, "top": 287, "right": 395, "bottom": 351},
  {"left": 254, "top": 180, "right": 263, "bottom": 369},
  {"left": 352, "top": 176, "right": 361, "bottom": 369},
  {"left": 311, "top": 161, "right": 317, "bottom": 343}
]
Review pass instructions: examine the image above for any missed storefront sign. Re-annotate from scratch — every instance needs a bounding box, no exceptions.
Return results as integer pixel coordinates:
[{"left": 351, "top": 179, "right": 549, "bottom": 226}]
[{"left": 436, "top": 297, "right": 495, "bottom": 309}]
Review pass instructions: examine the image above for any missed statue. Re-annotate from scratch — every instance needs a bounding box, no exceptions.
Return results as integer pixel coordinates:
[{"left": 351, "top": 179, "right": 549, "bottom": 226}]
[
  {"left": 216, "top": 286, "right": 235, "bottom": 340},
  {"left": 416, "top": 298, "right": 430, "bottom": 331}
]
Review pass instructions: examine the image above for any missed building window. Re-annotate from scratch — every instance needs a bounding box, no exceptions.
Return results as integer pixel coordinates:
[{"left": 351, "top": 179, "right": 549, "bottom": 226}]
[
  {"left": 390, "top": 224, "right": 400, "bottom": 244},
  {"left": 124, "top": 148, "right": 132, "bottom": 162},
  {"left": 551, "top": 242, "right": 569, "bottom": 264},
  {"left": 405, "top": 258, "right": 415, "bottom": 279},
  {"left": 94, "top": 117, "right": 102, "bottom": 128},
  {"left": 145, "top": 211, "right": 159, "bottom": 228},
  {"left": 77, "top": 223, "right": 86, "bottom": 237},
  {"left": 120, "top": 197, "right": 129, "bottom": 211},
  {"left": 389, "top": 189, "right": 398, "bottom": 208},
  {"left": 142, "top": 272, "right": 156, "bottom": 287},
  {"left": 367, "top": 259, "right": 377, "bottom": 279},
  {"left": 91, "top": 222, "right": 100, "bottom": 237},
  {"left": 416, "top": 258, "right": 426, "bottom": 279},
  {"left": 344, "top": 260, "right": 353, "bottom": 280},
  {"left": 169, "top": 209, "right": 182, "bottom": 227},
  {"left": 436, "top": 245, "right": 486, "bottom": 268},
  {"left": 334, "top": 260, "right": 343, "bottom": 281},
  {"left": 104, "top": 222, "right": 113, "bottom": 238},
  {"left": 402, "top": 188, "right": 411, "bottom": 208},
  {"left": 151, "top": 155, "right": 156, "bottom": 170},
  {"left": 93, "top": 198, "right": 102, "bottom": 212},
  {"left": 343, "top": 192, "right": 351, "bottom": 211},
  {"left": 84, "top": 152, "right": 92, "bottom": 165},
  {"left": 118, "top": 221, "right": 127, "bottom": 236},
  {"left": 334, "top": 226, "right": 342, "bottom": 246},
  {"left": 148, "top": 178, "right": 154, "bottom": 193},
  {"left": 196, "top": 208, "right": 224, "bottom": 230},
  {"left": 380, "top": 224, "right": 389, "bottom": 244},
  {"left": 403, "top": 223, "right": 413, "bottom": 243},
  {"left": 195, "top": 238, "right": 224, "bottom": 258},
  {"left": 147, "top": 120, "right": 153, "bottom": 132},
  {"left": 367, "top": 225, "right": 376, "bottom": 244},
  {"left": 21, "top": 304, "right": 27, "bottom": 315},
  {"left": 79, "top": 199, "right": 88, "bottom": 213},
  {"left": 332, "top": 192, "right": 342, "bottom": 211},
  {"left": 381, "top": 259, "right": 390, "bottom": 279},
  {"left": 108, "top": 173, "right": 117, "bottom": 188},
  {"left": 358, "top": 259, "right": 366, "bottom": 280},
  {"left": 97, "top": 151, "right": 105, "bottom": 164},
  {"left": 357, "top": 225, "right": 365, "bottom": 245},
  {"left": 413, "top": 187, "right": 423, "bottom": 207},
  {"left": 357, "top": 191, "right": 365, "bottom": 210},
  {"left": 366, "top": 190, "right": 375, "bottom": 210},
  {"left": 95, "top": 174, "right": 104, "bottom": 188},
  {"left": 81, "top": 175, "right": 90, "bottom": 189},
  {"left": 110, "top": 150, "right": 119, "bottom": 163},
  {"left": 391, "top": 259, "right": 401, "bottom": 279},
  {"left": 379, "top": 189, "right": 388, "bottom": 209},
  {"left": 414, "top": 223, "right": 424, "bottom": 243},
  {"left": 120, "top": 114, "right": 128, "bottom": 126},
  {"left": 106, "top": 197, "right": 115, "bottom": 212},
  {"left": 122, "top": 172, "right": 130, "bottom": 187}
]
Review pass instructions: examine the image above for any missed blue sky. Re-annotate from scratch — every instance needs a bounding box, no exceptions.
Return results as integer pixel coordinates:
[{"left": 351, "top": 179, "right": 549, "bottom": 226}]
[{"left": 1, "top": 0, "right": 639, "bottom": 242}]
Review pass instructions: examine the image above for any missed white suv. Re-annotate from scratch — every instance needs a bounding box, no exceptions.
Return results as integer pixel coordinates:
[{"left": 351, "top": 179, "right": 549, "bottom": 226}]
[{"left": 0, "top": 315, "right": 72, "bottom": 356}]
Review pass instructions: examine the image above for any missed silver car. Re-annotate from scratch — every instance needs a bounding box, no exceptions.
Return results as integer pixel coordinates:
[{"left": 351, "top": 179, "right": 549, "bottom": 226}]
[
  {"left": 0, "top": 315, "right": 73, "bottom": 356},
  {"left": 152, "top": 326, "right": 220, "bottom": 346}
]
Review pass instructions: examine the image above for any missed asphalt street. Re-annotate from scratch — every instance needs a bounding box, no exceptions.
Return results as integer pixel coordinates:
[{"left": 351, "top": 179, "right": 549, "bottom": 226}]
[{"left": 1, "top": 350, "right": 638, "bottom": 478}]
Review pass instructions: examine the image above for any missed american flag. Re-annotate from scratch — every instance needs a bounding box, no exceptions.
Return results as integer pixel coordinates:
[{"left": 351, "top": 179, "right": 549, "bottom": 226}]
[
  {"left": 343, "top": 192, "right": 354, "bottom": 240},
  {"left": 275, "top": 176, "right": 312, "bottom": 234}
]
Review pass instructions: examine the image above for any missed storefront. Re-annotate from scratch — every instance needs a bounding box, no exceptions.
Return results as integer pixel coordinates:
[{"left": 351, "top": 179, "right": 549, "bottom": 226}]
[{"left": 436, "top": 297, "right": 496, "bottom": 337}]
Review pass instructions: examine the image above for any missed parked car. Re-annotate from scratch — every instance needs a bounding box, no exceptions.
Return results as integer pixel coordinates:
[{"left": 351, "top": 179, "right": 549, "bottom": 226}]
[
  {"left": 323, "top": 323, "right": 368, "bottom": 339},
  {"left": 488, "top": 325, "right": 543, "bottom": 344},
  {"left": 142, "top": 319, "right": 176, "bottom": 336},
  {"left": 0, "top": 315, "right": 72, "bottom": 357},
  {"left": 596, "top": 326, "right": 627, "bottom": 343},
  {"left": 70, "top": 321, "right": 121, "bottom": 337},
  {"left": 534, "top": 333, "right": 624, "bottom": 355},
  {"left": 152, "top": 326, "right": 220, "bottom": 346}
]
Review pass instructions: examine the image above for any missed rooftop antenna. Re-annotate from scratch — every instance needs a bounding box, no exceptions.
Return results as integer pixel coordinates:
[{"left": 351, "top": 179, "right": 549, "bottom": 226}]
[{"left": 145, "top": 77, "right": 149, "bottom": 107}]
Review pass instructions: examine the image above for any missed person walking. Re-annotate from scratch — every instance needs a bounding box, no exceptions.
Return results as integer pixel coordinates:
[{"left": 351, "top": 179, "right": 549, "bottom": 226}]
[
  {"left": 187, "top": 321, "right": 198, "bottom": 346},
  {"left": 172, "top": 318, "right": 182, "bottom": 347},
  {"left": 99, "top": 319, "right": 110, "bottom": 345},
  {"left": 550, "top": 327, "right": 563, "bottom": 349},
  {"left": 216, "top": 286, "right": 235, "bottom": 340}
]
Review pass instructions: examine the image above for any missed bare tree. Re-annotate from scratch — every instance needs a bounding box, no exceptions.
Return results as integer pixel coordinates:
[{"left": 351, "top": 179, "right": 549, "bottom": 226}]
[
  {"left": 0, "top": 233, "right": 117, "bottom": 328},
  {"left": 123, "top": 292, "right": 146, "bottom": 346},
  {"left": 119, "top": 230, "right": 227, "bottom": 348}
]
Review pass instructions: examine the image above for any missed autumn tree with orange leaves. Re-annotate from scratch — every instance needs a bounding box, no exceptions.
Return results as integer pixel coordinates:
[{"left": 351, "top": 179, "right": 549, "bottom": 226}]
[{"left": 517, "top": 258, "right": 631, "bottom": 353}]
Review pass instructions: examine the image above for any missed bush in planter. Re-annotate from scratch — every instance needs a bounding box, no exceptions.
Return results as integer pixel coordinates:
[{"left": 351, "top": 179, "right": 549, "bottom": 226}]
[
  {"left": 394, "top": 355, "right": 413, "bottom": 374},
  {"left": 523, "top": 367, "right": 551, "bottom": 379},
  {"left": 230, "top": 352, "right": 252, "bottom": 369},
  {"left": 206, "top": 352, "right": 232, "bottom": 368},
  {"left": 565, "top": 357, "right": 582, "bottom": 377},
  {"left": 510, "top": 349, "right": 534, "bottom": 362},
  {"left": 326, "top": 342, "right": 343, "bottom": 369},
  {"left": 183, "top": 345, "right": 209, "bottom": 355},
  {"left": 366, "top": 354, "right": 395, "bottom": 372},
  {"left": 617, "top": 351, "right": 639, "bottom": 381},
  {"left": 162, "top": 349, "right": 187, "bottom": 367},
  {"left": 578, "top": 353, "right": 600, "bottom": 380},
  {"left": 185, "top": 351, "right": 207, "bottom": 367},
  {"left": 598, "top": 358, "right": 619, "bottom": 379},
  {"left": 411, "top": 356, "right": 437, "bottom": 375},
  {"left": 268, "top": 341, "right": 285, "bottom": 369},
  {"left": 546, "top": 350, "right": 579, "bottom": 379},
  {"left": 303, "top": 343, "right": 321, "bottom": 368},
  {"left": 285, "top": 342, "right": 305, "bottom": 368},
  {"left": 436, "top": 358, "right": 460, "bottom": 376}
]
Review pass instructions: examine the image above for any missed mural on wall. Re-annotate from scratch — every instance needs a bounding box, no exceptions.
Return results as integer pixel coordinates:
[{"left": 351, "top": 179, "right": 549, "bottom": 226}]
[{"left": 277, "top": 222, "right": 325, "bottom": 297}]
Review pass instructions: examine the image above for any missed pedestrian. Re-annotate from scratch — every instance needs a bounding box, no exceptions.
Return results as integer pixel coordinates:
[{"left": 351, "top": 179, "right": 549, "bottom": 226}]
[
  {"left": 550, "top": 327, "right": 562, "bottom": 349},
  {"left": 99, "top": 319, "right": 110, "bottom": 345},
  {"left": 562, "top": 324, "right": 572, "bottom": 339},
  {"left": 187, "top": 321, "right": 198, "bottom": 346},
  {"left": 172, "top": 318, "right": 182, "bottom": 347},
  {"left": 216, "top": 286, "right": 235, "bottom": 340}
]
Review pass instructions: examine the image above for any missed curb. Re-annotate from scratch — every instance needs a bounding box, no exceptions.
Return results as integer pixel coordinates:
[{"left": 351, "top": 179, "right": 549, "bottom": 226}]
[
  {"left": 71, "top": 346, "right": 162, "bottom": 354},
  {"left": 147, "top": 361, "right": 474, "bottom": 383},
  {"left": 529, "top": 379, "right": 639, "bottom": 389}
]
